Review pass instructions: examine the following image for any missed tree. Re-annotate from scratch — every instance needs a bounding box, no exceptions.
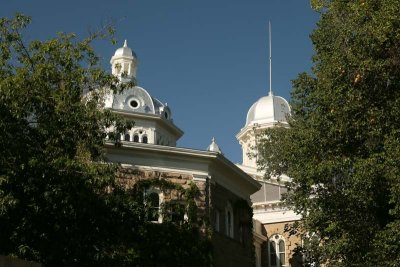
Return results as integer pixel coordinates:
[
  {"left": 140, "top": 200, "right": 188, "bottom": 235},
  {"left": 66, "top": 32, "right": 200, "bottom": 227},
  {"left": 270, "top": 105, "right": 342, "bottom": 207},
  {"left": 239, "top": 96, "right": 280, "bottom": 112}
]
[
  {"left": 0, "top": 13, "right": 139, "bottom": 266},
  {"left": 0, "top": 14, "right": 211, "bottom": 267},
  {"left": 258, "top": 0, "right": 400, "bottom": 266}
]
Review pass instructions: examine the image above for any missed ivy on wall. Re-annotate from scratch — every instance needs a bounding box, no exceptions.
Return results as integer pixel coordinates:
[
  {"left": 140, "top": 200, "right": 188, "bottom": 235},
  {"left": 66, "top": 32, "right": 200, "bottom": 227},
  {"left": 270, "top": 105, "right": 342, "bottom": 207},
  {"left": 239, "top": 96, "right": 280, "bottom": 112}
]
[{"left": 127, "top": 178, "right": 212, "bottom": 267}]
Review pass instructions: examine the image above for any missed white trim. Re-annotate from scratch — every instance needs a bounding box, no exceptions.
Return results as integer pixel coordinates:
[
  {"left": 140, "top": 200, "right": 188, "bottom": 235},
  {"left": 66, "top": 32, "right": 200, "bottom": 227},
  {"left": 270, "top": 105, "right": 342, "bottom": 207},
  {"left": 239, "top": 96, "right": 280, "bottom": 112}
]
[
  {"left": 268, "top": 234, "right": 286, "bottom": 267},
  {"left": 106, "top": 142, "right": 261, "bottom": 196}
]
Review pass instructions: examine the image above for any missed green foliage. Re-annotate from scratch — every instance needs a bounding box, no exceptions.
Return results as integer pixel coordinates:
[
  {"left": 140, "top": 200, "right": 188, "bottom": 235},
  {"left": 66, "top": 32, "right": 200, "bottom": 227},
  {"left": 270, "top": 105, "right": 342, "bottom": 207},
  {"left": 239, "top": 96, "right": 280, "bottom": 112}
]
[
  {"left": 0, "top": 13, "right": 130, "bottom": 266},
  {"left": 130, "top": 179, "right": 211, "bottom": 267},
  {"left": 258, "top": 0, "right": 400, "bottom": 266},
  {"left": 0, "top": 14, "right": 210, "bottom": 267}
]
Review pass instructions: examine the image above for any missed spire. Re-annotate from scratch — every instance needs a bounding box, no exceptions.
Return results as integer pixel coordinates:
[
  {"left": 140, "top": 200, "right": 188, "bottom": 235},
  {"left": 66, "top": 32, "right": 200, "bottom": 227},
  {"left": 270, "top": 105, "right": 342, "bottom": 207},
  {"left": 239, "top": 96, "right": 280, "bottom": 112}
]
[
  {"left": 269, "top": 21, "right": 273, "bottom": 96},
  {"left": 123, "top": 39, "right": 128, "bottom": 47}
]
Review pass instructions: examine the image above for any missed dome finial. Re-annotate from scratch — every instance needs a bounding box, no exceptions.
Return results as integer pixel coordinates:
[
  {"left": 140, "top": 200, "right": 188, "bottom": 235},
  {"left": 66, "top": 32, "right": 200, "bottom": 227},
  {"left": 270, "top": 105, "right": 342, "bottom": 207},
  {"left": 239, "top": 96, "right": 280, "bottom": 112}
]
[
  {"left": 207, "top": 137, "right": 222, "bottom": 153},
  {"left": 124, "top": 40, "right": 128, "bottom": 47}
]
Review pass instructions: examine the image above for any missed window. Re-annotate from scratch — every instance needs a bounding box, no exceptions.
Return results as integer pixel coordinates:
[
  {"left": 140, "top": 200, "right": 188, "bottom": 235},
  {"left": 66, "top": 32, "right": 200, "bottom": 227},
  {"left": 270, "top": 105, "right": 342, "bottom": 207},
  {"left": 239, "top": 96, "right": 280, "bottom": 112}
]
[
  {"left": 147, "top": 192, "right": 160, "bottom": 222},
  {"left": 124, "top": 133, "right": 130, "bottom": 141},
  {"left": 133, "top": 134, "right": 139, "bottom": 142},
  {"left": 142, "top": 135, "right": 148, "bottom": 144},
  {"left": 130, "top": 100, "right": 138, "bottom": 108},
  {"left": 164, "top": 202, "right": 186, "bottom": 224},
  {"left": 269, "top": 234, "right": 286, "bottom": 267},
  {"left": 127, "top": 97, "right": 141, "bottom": 110},
  {"left": 144, "top": 188, "right": 162, "bottom": 223},
  {"left": 302, "top": 233, "right": 320, "bottom": 267},
  {"left": 214, "top": 210, "right": 220, "bottom": 232},
  {"left": 239, "top": 223, "right": 248, "bottom": 245},
  {"left": 225, "top": 202, "right": 234, "bottom": 238}
]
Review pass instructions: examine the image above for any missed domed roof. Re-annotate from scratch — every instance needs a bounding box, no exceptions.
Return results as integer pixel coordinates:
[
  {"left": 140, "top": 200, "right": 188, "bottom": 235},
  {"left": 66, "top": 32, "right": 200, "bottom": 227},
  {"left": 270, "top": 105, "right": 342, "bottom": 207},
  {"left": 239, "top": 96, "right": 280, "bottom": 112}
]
[
  {"left": 107, "top": 86, "right": 172, "bottom": 120},
  {"left": 113, "top": 40, "right": 136, "bottom": 59},
  {"left": 245, "top": 93, "right": 290, "bottom": 126},
  {"left": 207, "top": 137, "right": 222, "bottom": 153}
]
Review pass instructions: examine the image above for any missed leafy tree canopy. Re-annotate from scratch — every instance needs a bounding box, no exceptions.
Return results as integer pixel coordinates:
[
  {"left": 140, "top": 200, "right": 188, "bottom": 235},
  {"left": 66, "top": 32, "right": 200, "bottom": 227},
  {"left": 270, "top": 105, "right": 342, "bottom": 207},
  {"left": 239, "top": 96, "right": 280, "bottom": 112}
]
[
  {"left": 258, "top": 0, "right": 400, "bottom": 266},
  {"left": 0, "top": 14, "right": 210, "bottom": 267}
]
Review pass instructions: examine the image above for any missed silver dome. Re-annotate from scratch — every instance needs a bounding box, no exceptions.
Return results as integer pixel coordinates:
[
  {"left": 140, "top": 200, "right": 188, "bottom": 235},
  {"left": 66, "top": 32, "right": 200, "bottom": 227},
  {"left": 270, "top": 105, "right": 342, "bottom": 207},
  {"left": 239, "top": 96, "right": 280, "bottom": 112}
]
[{"left": 245, "top": 94, "right": 290, "bottom": 126}]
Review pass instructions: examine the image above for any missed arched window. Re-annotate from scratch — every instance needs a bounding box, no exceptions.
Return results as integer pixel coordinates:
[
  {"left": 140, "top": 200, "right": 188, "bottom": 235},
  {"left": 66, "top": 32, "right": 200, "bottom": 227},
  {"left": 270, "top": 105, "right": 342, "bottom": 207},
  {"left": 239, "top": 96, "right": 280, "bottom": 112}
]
[
  {"left": 142, "top": 135, "right": 148, "bottom": 144},
  {"left": 269, "top": 234, "right": 286, "bottom": 267},
  {"left": 133, "top": 134, "right": 139, "bottom": 142},
  {"left": 225, "top": 202, "right": 234, "bottom": 238},
  {"left": 124, "top": 133, "right": 130, "bottom": 141}
]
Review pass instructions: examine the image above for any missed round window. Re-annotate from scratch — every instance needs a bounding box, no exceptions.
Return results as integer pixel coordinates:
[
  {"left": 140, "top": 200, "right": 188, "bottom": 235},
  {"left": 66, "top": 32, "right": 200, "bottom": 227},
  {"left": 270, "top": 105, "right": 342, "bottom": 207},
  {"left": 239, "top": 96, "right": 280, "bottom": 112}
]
[{"left": 130, "top": 100, "right": 139, "bottom": 108}]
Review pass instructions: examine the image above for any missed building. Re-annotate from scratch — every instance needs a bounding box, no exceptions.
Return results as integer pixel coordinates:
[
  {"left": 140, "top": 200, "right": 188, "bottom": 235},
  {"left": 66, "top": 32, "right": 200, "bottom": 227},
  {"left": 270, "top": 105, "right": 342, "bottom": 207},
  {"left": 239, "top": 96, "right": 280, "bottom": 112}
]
[
  {"left": 236, "top": 89, "right": 302, "bottom": 267},
  {"left": 104, "top": 41, "right": 261, "bottom": 267}
]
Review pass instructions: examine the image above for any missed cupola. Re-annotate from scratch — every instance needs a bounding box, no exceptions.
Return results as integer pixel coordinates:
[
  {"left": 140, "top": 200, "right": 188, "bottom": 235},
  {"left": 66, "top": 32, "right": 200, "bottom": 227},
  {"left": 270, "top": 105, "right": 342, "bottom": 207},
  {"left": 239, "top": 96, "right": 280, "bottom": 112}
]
[{"left": 110, "top": 40, "right": 137, "bottom": 83}]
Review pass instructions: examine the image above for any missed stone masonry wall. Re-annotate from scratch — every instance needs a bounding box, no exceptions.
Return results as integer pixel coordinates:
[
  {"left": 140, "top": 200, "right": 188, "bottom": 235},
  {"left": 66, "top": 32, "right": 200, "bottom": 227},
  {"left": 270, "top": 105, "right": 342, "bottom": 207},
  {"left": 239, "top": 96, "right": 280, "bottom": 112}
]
[
  {"left": 115, "top": 167, "right": 208, "bottom": 223},
  {"left": 211, "top": 182, "right": 255, "bottom": 267},
  {"left": 115, "top": 167, "right": 255, "bottom": 267},
  {"left": 263, "top": 221, "right": 303, "bottom": 267}
]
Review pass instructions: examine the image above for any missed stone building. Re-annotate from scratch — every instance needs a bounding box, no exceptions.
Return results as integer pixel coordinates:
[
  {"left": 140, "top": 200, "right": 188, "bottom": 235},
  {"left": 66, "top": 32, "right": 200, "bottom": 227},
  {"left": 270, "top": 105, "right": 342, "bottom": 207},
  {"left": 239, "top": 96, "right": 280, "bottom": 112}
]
[{"left": 104, "top": 41, "right": 261, "bottom": 267}]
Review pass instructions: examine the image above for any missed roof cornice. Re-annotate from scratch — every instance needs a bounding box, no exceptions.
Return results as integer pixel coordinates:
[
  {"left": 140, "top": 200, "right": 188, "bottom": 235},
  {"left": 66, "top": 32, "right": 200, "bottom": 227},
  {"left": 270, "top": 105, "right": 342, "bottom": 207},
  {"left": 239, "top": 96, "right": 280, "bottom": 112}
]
[{"left": 105, "top": 141, "right": 261, "bottom": 192}]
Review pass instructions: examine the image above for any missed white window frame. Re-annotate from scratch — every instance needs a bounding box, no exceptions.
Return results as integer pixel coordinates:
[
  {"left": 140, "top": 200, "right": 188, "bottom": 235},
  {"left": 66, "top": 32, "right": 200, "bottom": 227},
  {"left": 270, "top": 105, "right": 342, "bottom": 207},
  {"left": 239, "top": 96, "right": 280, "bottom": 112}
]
[
  {"left": 144, "top": 187, "right": 163, "bottom": 223},
  {"left": 268, "top": 234, "right": 286, "bottom": 267}
]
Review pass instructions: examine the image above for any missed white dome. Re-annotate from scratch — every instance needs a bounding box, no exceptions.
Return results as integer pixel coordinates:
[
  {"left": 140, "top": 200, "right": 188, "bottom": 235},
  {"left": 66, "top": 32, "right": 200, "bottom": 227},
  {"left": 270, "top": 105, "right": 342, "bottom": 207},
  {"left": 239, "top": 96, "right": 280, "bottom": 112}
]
[
  {"left": 113, "top": 40, "right": 136, "bottom": 59},
  {"left": 245, "top": 94, "right": 290, "bottom": 126},
  {"left": 105, "top": 86, "right": 173, "bottom": 121}
]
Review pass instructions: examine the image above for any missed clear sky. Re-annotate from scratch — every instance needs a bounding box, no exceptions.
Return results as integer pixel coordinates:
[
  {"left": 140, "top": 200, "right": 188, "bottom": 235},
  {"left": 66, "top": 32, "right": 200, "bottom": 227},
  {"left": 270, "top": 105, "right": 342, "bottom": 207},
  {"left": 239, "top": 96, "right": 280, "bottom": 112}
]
[{"left": 2, "top": 0, "right": 319, "bottom": 164}]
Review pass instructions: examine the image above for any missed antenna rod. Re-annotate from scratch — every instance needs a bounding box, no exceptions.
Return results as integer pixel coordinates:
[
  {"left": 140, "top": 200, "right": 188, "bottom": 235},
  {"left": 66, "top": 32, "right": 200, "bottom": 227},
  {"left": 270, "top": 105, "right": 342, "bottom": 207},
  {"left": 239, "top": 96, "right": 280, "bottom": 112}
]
[{"left": 269, "top": 21, "right": 272, "bottom": 96}]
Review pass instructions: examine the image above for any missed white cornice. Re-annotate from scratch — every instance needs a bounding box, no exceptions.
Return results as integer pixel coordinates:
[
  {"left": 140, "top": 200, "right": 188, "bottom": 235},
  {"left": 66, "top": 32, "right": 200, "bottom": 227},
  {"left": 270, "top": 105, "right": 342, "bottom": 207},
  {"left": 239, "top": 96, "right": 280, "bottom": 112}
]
[
  {"left": 105, "top": 142, "right": 261, "bottom": 197},
  {"left": 253, "top": 209, "right": 301, "bottom": 224},
  {"left": 235, "top": 121, "right": 289, "bottom": 141}
]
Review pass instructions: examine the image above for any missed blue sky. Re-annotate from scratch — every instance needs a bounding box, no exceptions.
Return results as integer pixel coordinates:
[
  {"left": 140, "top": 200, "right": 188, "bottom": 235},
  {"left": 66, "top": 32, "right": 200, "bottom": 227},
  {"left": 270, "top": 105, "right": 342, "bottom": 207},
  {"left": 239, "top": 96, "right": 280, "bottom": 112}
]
[{"left": 2, "top": 0, "right": 319, "bottom": 164}]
